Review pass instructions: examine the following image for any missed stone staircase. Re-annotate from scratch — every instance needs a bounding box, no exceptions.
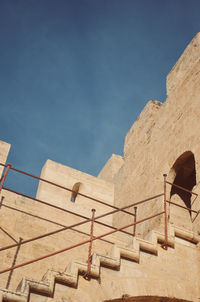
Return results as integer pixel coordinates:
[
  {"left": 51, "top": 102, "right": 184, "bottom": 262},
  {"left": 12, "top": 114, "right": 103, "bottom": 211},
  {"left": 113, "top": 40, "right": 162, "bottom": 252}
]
[{"left": 0, "top": 225, "right": 199, "bottom": 302}]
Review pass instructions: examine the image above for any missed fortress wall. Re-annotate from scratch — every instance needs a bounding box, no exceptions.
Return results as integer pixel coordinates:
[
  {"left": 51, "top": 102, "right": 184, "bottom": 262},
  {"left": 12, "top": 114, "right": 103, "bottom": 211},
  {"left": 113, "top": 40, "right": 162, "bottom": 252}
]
[
  {"left": 113, "top": 33, "right": 200, "bottom": 241},
  {"left": 0, "top": 141, "right": 123, "bottom": 291},
  {"left": 0, "top": 188, "right": 117, "bottom": 291},
  {"left": 36, "top": 159, "right": 114, "bottom": 226},
  {"left": 29, "top": 240, "right": 200, "bottom": 302},
  {"left": 167, "top": 32, "right": 200, "bottom": 97},
  {"left": 33, "top": 33, "right": 200, "bottom": 245},
  {"left": 0, "top": 158, "right": 121, "bottom": 289}
]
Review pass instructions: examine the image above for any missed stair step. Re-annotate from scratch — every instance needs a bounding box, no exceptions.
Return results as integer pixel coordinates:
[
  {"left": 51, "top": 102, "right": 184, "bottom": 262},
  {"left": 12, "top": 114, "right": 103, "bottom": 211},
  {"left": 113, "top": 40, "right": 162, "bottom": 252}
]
[{"left": 0, "top": 225, "right": 199, "bottom": 302}]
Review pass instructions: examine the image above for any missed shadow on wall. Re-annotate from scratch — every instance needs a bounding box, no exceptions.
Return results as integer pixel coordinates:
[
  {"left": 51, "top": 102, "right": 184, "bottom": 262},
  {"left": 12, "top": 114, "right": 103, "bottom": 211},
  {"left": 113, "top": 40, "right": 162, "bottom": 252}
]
[{"left": 168, "top": 151, "right": 196, "bottom": 229}]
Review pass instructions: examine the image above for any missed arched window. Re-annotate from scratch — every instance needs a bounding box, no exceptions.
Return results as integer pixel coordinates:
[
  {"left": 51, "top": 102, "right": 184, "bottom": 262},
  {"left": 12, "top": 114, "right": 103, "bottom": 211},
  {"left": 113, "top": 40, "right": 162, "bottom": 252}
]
[
  {"left": 71, "top": 182, "right": 81, "bottom": 203},
  {"left": 170, "top": 151, "right": 196, "bottom": 213}
]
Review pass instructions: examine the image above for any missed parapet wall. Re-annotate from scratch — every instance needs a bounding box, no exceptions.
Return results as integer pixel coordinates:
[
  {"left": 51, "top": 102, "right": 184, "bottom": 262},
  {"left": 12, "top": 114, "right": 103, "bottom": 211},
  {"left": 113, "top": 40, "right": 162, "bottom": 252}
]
[
  {"left": 98, "top": 154, "right": 124, "bottom": 183},
  {"left": 167, "top": 32, "right": 200, "bottom": 96},
  {"left": 124, "top": 100, "right": 162, "bottom": 158},
  {"left": 36, "top": 159, "right": 114, "bottom": 226}
]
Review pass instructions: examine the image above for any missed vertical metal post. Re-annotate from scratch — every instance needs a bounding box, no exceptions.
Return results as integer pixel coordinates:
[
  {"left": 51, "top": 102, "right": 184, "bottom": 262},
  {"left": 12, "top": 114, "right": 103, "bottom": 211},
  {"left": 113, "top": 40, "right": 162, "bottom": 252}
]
[
  {"left": 84, "top": 208, "right": 96, "bottom": 280},
  {"left": 0, "top": 164, "right": 11, "bottom": 194},
  {"left": 162, "top": 174, "right": 168, "bottom": 250},
  {"left": 6, "top": 237, "right": 23, "bottom": 289},
  {"left": 133, "top": 206, "right": 137, "bottom": 236}
]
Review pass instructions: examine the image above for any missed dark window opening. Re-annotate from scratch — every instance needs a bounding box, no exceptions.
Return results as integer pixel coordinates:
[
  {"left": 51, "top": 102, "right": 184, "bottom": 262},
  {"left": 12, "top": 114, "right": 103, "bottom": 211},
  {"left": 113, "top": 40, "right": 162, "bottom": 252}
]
[
  {"left": 170, "top": 151, "right": 196, "bottom": 213},
  {"left": 71, "top": 182, "right": 81, "bottom": 203}
]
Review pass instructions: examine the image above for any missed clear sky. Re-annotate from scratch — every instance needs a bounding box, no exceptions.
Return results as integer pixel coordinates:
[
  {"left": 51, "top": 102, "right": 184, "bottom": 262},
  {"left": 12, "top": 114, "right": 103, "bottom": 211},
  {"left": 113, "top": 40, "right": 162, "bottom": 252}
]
[{"left": 1, "top": 0, "right": 200, "bottom": 195}]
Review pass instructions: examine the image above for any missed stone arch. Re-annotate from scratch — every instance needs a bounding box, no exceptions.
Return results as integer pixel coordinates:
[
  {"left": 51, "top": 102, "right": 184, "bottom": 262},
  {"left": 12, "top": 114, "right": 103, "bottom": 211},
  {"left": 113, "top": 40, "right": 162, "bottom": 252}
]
[
  {"left": 71, "top": 182, "right": 81, "bottom": 202},
  {"left": 168, "top": 151, "right": 196, "bottom": 229}
]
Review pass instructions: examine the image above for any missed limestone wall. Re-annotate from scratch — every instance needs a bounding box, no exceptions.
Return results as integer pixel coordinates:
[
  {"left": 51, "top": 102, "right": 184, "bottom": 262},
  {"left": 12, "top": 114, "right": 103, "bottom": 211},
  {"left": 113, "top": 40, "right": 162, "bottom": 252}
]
[
  {"left": 0, "top": 188, "right": 118, "bottom": 291},
  {"left": 27, "top": 239, "right": 200, "bottom": 302},
  {"left": 36, "top": 159, "right": 114, "bottom": 226},
  {"left": 112, "top": 32, "right": 200, "bottom": 241},
  {"left": 0, "top": 159, "right": 120, "bottom": 290},
  {"left": 167, "top": 32, "right": 200, "bottom": 96},
  {"left": 98, "top": 154, "right": 124, "bottom": 183}
]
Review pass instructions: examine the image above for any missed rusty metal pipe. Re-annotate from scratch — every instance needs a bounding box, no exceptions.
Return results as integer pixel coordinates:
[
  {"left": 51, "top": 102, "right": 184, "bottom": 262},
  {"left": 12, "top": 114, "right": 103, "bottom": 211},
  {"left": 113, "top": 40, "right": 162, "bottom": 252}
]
[
  {"left": 3, "top": 186, "right": 163, "bottom": 222},
  {"left": 166, "top": 200, "right": 198, "bottom": 213},
  {"left": 1, "top": 187, "right": 164, "bottom": 253},
  {"left": 6, "top": 237, "right": 23, "bottom": 289},
  {"left": 84, "top": 209, "right": 96, "bottom": 279},
  {"left": 0, "top": 214, "right": 132, "bottom": 253},
  {"left": 192, "top": 211, "right": 200, "bottom": 223},
  {"left": 0, "top": 210, "right": 165, "bottom": 275},
  {"left": 0, "top": 164, "right": 163, "bottom": 219},
  {"left": 3, "top": 187, "right": 88, "bottom": 219},
  {"left": 166, "top": 181, "right": 198, "bottom": 196},
  {"left": 96, "top": 193, "right": 164, "bottom": 221},
  {"left": 163, "top": 174, "right": 168, "bottom": 250},
  {"left": 0, "top": 227, "right": 18, "bottom": 244},
  {"left": 1, "top": 202, "right": 113, "bottom": 245},
  {"left": 133, "top": 207, "right": 137, "bottom": 236},
  {"left": 0, "top": 163, "right": 136, "bottom": 218},
  {"left": 0, "top": 198, "right": 137, "bottom": 253}
]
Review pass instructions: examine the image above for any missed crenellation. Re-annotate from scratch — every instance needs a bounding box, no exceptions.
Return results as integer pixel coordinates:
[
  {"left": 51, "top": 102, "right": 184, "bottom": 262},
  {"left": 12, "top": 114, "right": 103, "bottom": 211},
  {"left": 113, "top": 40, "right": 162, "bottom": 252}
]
[{"left": 98, "top": 154, "right": 124, "bottom": 183}]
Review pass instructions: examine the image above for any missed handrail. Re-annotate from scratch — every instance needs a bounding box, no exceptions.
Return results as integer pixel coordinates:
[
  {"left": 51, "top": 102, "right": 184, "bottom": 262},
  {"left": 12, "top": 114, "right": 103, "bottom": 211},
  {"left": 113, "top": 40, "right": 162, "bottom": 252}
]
[
  {"left": 0, "top": 201, "right": 114, "bottom": 246},
  {"left": 0, "top": 187, "right": 163, "bottom": 252},
  {"left": 0, "top": 211, "right": 164, "bottom": 275},
  {"left": 166, "top": 200, "right": 198, "bottom": 213},
  {"left": 0, "top": 161, "right": 198, "bottom": 277},
  {"left": 166, "top": 181, "right": 198, "bottom": 196},
  {"left": 2, "top": 187, "right": 163, "bottom": 222},
  {"left": 0, "top": 163, "right": 136, "bottom": 217},
  {"left": 0, "top": 226, "right": 18, "bottom": 244}
]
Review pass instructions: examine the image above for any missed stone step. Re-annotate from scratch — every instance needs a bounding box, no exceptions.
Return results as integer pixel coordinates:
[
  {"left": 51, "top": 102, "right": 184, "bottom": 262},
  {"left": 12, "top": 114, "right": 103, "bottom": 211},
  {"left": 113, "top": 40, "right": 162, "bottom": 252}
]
[{"left": 0, "top": 224, "right": 199, "bottom": 302}]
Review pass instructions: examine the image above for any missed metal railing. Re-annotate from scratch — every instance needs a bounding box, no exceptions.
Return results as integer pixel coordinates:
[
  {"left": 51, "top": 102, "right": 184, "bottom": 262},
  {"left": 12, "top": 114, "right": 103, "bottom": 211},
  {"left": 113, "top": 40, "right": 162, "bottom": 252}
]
[{"left": 0, "top": 162, "right": 198, "bottom": 281}]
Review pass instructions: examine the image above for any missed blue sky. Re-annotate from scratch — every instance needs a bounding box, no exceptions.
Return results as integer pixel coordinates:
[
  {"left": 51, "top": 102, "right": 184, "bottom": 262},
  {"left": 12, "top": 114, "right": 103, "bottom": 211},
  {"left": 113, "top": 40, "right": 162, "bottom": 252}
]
[{"left": 1, "top": 0, "right": 200, "bottom": 195}]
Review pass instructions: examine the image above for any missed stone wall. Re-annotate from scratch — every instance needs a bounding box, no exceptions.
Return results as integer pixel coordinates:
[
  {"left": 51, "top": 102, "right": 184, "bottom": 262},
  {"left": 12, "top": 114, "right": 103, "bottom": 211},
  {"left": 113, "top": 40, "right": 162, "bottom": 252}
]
[
  {"left": 36, "top": 159, "right": 115, "bottom": 226},
  {"left": 109, "top": 33, "right": 200, "bottom": 241}
]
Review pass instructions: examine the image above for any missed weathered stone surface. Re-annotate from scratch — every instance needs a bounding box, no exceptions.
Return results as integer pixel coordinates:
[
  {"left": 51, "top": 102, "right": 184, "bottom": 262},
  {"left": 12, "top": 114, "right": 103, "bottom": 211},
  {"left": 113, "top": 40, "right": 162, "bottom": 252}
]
[
  {"left": 167, "top": 32, "right": 200, "bottom": 96},
  {"left": 98, "top": 154, "right": 124, "bottom": 183}
]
